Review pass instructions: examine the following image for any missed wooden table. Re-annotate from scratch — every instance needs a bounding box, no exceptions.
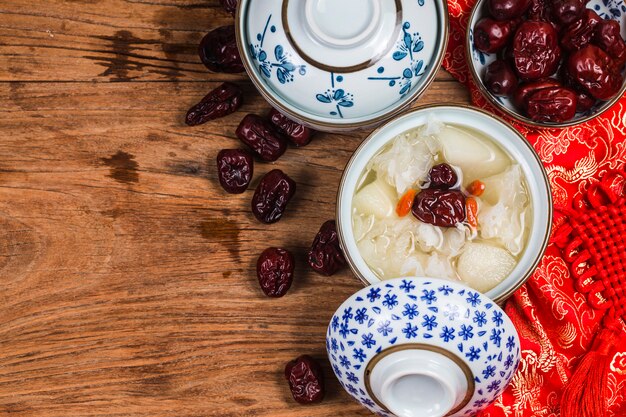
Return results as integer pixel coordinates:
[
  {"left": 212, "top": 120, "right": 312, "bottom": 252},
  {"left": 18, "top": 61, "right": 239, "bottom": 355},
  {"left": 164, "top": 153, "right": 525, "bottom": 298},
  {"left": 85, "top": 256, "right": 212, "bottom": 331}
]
[{"left": 0, "top": 1, "right": 470, "bottom": 415}]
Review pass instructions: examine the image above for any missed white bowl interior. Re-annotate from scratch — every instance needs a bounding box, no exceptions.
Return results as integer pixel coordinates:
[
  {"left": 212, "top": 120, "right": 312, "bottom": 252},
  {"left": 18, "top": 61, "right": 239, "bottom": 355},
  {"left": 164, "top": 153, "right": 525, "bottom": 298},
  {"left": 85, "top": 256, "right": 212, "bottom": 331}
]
[
  {"left": 337, "top": 106, "right": 551, "bottom": 301},
  {"left": 467, "top": 0, "right": 626, "bottom": 127}
]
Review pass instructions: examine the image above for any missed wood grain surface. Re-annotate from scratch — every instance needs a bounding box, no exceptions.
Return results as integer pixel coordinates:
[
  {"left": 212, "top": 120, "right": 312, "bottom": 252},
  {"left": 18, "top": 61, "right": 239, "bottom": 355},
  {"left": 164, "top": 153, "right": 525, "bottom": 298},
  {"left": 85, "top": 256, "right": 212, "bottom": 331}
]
[{"left": 0, "top": 1, "right": 470, "bottom": 416}]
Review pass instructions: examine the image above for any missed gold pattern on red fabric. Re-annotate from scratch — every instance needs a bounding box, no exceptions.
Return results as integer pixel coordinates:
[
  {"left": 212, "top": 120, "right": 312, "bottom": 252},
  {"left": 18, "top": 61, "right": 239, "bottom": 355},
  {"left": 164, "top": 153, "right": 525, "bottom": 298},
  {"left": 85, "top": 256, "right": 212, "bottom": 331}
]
[{"left": 441, "top": 0, "right": 626, "bottom": 414}]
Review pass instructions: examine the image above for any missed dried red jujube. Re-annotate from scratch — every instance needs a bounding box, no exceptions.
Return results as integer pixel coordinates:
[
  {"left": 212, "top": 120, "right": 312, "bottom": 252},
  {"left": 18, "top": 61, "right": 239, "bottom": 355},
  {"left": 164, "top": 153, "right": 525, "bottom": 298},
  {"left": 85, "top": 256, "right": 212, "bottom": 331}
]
[
  {"left": 560, "top": 9, "right": 602, "bottom": 52},
  {"left": 269, "top": 108, "right": 315, "bottom": 147},
  {"left": 576, "top": 89, "right": 596, "bottom": 112},
  {"left": 593, "top": 19, "right": 626, "bottom": 68},
  {"left": 285, "top": 355, "right": 325, "bottom": 404},
  {"left": 429, "top": 163, "right": 458, "bottom": 189},
  {"left": 220, "top": 0, "right": 237, "bottom": 15},
  {"left": 257, "top": 247, "right": 294, "bottom": 297},
  {"left": 511, "top": 78, "right": 561, "bottom": 110},
  {"left": 474, "top": 17, "right": 517, "bottom": 53},
  {"left": 236, "top": 114, "right": 288, "bottom": 162},
  {"left": 488, "top": 0, "right": 531, "bottom": 20},
  {"left": 185, "top": 82, "right": 243, "bottom": 126},
  {"left": 484, "top": 60, "right": 519, "bottom": 96},
  {"left": 251, "top": 169, "right": 296, "bottom": 224},
  {"left": 412, "top": 189, "right": 466, "bottom": 228},
  {"left": 551, "top": 0, "right": 585, "bottom": 26},
  {"left": 567, "top": 45, "right": 623, "bottom": 100},
  {"left": 307, "top": 220, "right": 346, "bottom": 276},
  {"left": 475, "top": 0, "right": 625, "bottom": 121},
  {"left": 558, "top": 64, "right": 598, "bottom": 112},
  {"left": 513, "top": 21, "right": 561, "bottom": 80},
  {"left": 526, "top": 86, "right": 578, "bottom": 122},
  {"left": 216, "top": 149, "right": 253, "bottom": 194},
  {"left": 528, "top": 0, "right": 551, "bottom": 21},
  {"left": 512, "top": 78, "right": 562, "bottom": 109},
  {"left": 198, "top": 25, "right": 244, "bottom": 73}
]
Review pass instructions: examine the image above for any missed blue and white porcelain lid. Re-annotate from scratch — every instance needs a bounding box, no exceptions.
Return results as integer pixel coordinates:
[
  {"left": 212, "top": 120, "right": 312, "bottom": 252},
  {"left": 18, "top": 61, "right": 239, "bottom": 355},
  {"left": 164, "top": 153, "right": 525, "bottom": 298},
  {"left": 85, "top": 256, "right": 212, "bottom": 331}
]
[
  {"left": 236, "top": 0, "right": 449, "bottom": 130},
  {"left": 326, "top": 277, "right": 522, "bottom": 417}
]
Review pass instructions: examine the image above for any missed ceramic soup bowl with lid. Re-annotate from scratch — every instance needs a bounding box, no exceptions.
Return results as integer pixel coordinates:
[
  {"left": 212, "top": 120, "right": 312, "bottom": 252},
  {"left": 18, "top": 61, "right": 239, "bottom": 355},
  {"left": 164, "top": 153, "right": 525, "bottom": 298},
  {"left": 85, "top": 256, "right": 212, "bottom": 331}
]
[{"left": 235, "top": 0, "right": 449, "bottom": 132}]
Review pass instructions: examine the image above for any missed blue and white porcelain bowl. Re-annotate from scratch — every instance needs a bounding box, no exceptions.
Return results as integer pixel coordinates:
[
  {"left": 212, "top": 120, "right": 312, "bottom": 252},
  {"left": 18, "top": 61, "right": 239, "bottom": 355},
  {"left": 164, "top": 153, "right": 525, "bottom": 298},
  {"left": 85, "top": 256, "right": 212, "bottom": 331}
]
[
  {"left": 467, "top": 0, "right": 626, "bottom": 128},
  {"left": 236, "top": 0, "right": 449, "bottom": 132},
  {"left": 326, "top": 277, "right": 521, "bottom": 417}
]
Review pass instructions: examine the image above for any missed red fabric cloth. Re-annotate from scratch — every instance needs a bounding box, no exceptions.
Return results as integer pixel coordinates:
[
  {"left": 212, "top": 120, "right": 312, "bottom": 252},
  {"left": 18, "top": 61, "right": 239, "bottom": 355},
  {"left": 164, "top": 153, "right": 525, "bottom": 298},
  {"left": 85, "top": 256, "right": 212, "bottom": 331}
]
[{"left": 441, "top": 1, "right": 626, "bottom": 415}]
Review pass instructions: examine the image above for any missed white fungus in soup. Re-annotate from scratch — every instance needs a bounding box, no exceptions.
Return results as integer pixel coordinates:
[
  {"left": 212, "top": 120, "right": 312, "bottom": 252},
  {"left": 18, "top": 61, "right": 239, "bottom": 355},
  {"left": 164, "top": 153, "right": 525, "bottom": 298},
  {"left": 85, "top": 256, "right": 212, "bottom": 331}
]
[{"left": 351, "top": 116, "right": 531, "bottom": 292}]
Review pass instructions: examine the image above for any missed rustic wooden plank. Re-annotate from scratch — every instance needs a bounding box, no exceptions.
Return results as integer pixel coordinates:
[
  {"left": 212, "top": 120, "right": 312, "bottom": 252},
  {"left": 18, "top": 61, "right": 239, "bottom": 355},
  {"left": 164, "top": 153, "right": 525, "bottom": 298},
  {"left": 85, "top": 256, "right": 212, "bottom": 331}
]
[
  {"left": 0, "top": 0, "right": 463, "bottom": 83},
  {"left": 0, "top": 78, "right": 468, "bottom": 416},
  {"left": 0, "top": 0, "right": 472, "bottom": 414},
  {"left": 0, "top": 0, "right": 233, "bottom": 82}
]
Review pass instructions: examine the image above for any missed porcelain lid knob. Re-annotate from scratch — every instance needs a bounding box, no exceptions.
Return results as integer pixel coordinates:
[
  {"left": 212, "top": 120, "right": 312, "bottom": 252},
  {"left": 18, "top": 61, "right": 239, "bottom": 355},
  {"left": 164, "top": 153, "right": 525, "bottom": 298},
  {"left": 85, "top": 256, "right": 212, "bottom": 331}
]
[{"left": 285, "top": 0, "right": 398, "bottom": 68}]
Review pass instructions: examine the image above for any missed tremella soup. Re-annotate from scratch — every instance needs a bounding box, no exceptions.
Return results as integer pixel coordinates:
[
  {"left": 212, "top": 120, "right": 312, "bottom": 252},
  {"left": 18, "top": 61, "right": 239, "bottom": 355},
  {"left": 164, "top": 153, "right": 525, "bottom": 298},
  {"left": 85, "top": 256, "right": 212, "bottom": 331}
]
[{"left": 351, "top": 116, "right": 531, "bottom": 292}]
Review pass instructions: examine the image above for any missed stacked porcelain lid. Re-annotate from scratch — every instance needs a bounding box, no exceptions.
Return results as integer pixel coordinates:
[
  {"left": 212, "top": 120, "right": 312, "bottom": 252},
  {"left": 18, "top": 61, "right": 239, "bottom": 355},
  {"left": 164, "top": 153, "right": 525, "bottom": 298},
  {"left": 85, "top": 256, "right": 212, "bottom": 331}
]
[{"left": 236, "top": 0, "right": 449, "bottom": 131}]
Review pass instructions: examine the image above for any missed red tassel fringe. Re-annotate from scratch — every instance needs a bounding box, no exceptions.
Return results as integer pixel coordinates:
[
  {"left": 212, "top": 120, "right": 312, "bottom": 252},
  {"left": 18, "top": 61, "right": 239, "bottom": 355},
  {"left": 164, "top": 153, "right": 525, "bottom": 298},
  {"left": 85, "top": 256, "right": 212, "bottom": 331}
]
[
  {"left": 555, "top": 171, "right": 626, "bottom": 417},
  {"left": 560, "top": 326, "right": 618, "bottom": 417}
]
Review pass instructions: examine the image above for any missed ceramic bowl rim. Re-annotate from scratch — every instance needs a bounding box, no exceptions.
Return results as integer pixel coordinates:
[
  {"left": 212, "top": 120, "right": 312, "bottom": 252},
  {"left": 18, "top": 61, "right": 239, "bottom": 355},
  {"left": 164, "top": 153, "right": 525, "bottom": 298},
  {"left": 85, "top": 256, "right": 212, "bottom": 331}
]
[
  {"left": 465, "top": 0, "right": 626, "bottom": 129},
  {"left": 363, "top": 343, "right": 476, "bottom": 415},
  {"left": 335, "top": 104, "right": 553, "bottom": 304},
  {"left": 235, "top": 0, "right": 451, "bottom": 131}
]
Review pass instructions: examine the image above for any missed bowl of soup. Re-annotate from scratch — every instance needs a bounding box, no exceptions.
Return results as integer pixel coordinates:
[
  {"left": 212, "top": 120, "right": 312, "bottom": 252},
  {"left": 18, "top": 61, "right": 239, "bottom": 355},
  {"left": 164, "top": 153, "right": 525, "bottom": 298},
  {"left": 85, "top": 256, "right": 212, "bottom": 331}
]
[{"left": 336, "top": 105, "right": 552, "bottom": 303}]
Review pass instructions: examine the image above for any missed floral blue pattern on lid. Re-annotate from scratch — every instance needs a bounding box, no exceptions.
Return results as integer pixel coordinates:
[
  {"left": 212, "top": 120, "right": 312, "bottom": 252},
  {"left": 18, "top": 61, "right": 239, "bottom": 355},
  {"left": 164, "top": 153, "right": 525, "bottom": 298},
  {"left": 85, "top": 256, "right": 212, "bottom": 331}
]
[
  {"left": 315, "top": 73, "right": 354, "bottom": 118},
  {"left": 249, "top": 15, "right": 307, "bottom": 84},
  {"left": 236, "top": 0, "right": 448, "bottom": 130},
  {"left": 368, "top": 22, "right": 427, "bottom": 96}
]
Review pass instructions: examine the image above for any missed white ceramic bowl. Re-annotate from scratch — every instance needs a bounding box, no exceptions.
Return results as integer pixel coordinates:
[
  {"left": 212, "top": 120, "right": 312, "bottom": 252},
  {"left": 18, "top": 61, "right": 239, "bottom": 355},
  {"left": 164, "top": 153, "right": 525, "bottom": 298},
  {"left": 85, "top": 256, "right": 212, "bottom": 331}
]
[
  {"left": 326, "top": 277, "right": 521, "bottom": 417},
  {"left": 235, "top": 0, "right": 449, "bottom": 132},
  {"left": 336, "top": 105, "right": 552, "bottom": 303},
  {"left": 467, "top": 0, "right": 626, "bottom": 128}
]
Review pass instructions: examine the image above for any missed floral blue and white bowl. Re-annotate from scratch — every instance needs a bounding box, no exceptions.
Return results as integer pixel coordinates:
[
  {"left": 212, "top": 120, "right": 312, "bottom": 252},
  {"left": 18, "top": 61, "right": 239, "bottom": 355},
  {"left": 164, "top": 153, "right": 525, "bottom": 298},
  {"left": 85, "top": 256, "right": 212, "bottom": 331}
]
[
  {"left": 467, "top": 0, "right": 626, "bottom": 128},
  {"left": 236, "top": 0, "right": 449, "bottom": 132},
  {"left": 327, "top": 277, "right": 520, "bottom": 417}
]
